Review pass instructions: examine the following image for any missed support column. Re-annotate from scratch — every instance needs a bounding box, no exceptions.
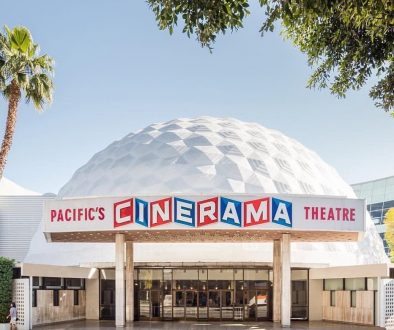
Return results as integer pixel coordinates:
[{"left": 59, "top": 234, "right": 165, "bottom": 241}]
[
  {"left": 273, "top": 239, "right": 282, "bottom": 322},
  {"left": 281, "top": 233, "right": 291, "bottom": 327},
  {"left": 115, "top": 234, "right": 125, "bottom": 327},
  {"left": 126, "top": 241, "right": 134, "bottom": 322}
]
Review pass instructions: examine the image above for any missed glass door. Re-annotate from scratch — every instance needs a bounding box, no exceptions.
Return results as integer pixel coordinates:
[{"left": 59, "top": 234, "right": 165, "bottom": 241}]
[
  {"left": 245, "top": 289, "right": 269, "bottom": 320},
  {"left": 138, "top": 290, "right": 162, "bottom": 319},
  {"left": 151, "top": 290, "right": 162, "bottom": 319},
  {"left": 185, "top": 291, "right": 198, "bottom": 319},
  {"left": 198, "top": 291, "right": 208, "bottom": 319},
  {"left": 221, "top": 291, "right": 234, "bottom": 320},
  {"left": 139, "top": 290, "right": 150, "bottom": 319},
  {"left": 255, "top": 290, "right": 269, "bottom": 320},
  {"left": 208, "top": 291, "right": 221, "bottom": 319},
  {"left": 100, "top": 279, "right": 115, "bottom": 320},
  {"left": 173, "top": 291, "right": 185, "bottom": 319}
]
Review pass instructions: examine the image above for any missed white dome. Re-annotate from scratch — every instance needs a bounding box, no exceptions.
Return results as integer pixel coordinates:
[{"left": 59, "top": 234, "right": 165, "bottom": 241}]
[
  {"left": 0, "top": 177, "right": 39, "bottom": 195},
  {"left": 25, "top": 117, "right": 387, "bottom": 266}
]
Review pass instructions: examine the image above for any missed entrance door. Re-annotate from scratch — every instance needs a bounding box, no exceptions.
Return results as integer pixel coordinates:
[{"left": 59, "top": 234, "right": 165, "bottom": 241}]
[
  {"left": 100, "top": 279, "right": 115, "bottom": 320},
  {"left": 185, "top": 291, "right": 198, "bottom": 319},
  {"left": 139, "top": 290, "right": 150, "bottom": 319},
  {"left": 173, "top": 291, "right": 185, "bottom": 319},
  {"left": 198, "top": 291, "right": 208, "bottom": 319},
  {"left": 151, "top": 290, "right": 161, "bottom": 319},
  {"left": 246, "top": 290, "right": 270, "bottom": 320},
  {"left": 138, "top": 290, "right": 162, "bottom": 320},
  {"left": 221, "top": 291, "right": 234, "bottom": 320},
  {"left": 208, "top": 291, "right": 221, "bottom": 319},
  {"left": 255, "top": 290, "right": 269, "bottom": 320}
]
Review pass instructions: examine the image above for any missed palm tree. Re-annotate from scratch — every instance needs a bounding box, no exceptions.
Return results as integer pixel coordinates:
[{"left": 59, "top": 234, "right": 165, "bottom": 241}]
[{"left": 0, "top": 26, "right": 54, "bottom": 179}]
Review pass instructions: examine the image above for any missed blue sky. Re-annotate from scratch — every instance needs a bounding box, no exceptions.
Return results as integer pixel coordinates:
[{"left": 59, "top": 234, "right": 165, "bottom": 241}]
[{"left": 0, "top": 0, "right": 393, "bottom": 193}]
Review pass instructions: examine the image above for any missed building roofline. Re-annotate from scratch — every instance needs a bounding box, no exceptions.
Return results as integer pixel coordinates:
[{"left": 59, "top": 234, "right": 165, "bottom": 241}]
[{"left": 351, "top": 175, "right": 394, "bottom": 186}]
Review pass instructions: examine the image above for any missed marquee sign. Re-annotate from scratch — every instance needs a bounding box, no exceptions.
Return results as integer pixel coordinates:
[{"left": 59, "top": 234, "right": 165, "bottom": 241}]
[{"left": 43, "top": 194, "right": 366, "bottom": 236}]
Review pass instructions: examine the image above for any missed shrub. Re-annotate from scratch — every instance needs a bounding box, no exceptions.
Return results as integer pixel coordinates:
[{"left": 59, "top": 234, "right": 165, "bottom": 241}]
[{"left": 0, "top": 257, "right": 14, "bottom": 323}]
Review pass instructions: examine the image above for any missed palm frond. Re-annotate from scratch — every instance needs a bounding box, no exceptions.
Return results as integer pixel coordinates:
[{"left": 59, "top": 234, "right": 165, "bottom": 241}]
[
  {"left": 25, "top": 73, "right": 54, "bottom": 110},
  {"left": 0, "top": 25, "right": 54, "bottom": 109}
]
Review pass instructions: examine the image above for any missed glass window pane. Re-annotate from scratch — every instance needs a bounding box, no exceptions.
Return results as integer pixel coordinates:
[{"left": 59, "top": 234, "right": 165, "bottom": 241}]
[
  {"left": 330, "top": 291, "right": 336, "bottom": 306},
  {"left": 324, "top": 278, "right": 343, "bottom": 291},
  {"left": 383, "top": 200, "right": 394, "bottom": 209},
  {"left": 291, "top": 270, "right": 308, "bottom": 280},
  {"left": 208, "top": 269, "right": 233, "bottom": 290},
  {"left": 208, "top": 291, "right": 220, "bottom": 319},
  {"left": 33, "top": 277, "right": 40, "bottom": 287},
  {"left": 43, "top": 277, "right": 62, "bottom": 288},
  {"left": 367, "top": 278, "right": 377, "bottom": 291},
  {"left": 163, "top": 269, "right": 172, "bottom": 291},
  {"left": 65, "top": 278, "right": 83, "bottom": 289},
  {"left": 139, "top": 269, "right": 162, "bottom": 289},
  {"left": 345, "top": 278, "right": 365, "bottom": 291},
  {"left": 370, "top": 203, "right": 383, "bottom": 211},
  {"left": 173, "top": 269, "right": 198, "bottom": 290},
  {"left": 350, "top": 291, "right": 356, "bottom": 307},
  {"left": 199, "top": 291, "right": 208, "bottom": 319},
  {"left": 244, "top": 269, "right": 269, "bottom": 289},
  {"left": 234, "top": 269, "right": 243, "bottom": 280},
  {"left": 199, "top": 269, "right": 208, "bottom": 291},
  {"left": 100, "top": 269, "right": 115, "bottom": 280}
]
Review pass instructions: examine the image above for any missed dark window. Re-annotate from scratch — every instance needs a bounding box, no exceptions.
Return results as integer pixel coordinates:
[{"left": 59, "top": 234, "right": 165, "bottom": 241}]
[
  {"left": 390, "top": 268, "right": 394, "bottom": 279},
  {"left": 330, "top": 291, "right": 336, "bottom": 306},
  {"left": 53, "top": 290, "right": 59, "bottom": 306},
  {"left": 65, "top": 278, "right": 84, "bottom": 289},
  {"left": 32, "top": 290, "right": 37, "bottom": 307},
  {"left": 370, "top": 210, "right": 382, "bottom": 219},
  {"left": 74, "top": 290, "right": 79, "bottom": 306},
  {"left": 33, "top": 277, "right": 40, "bottom": 288},
  {"left": 12, "top": 267, "right": 21, "bottom": 279},
  {"left": 370, "top": 203, "right": 383, "bottom": 211},
  {"left": 43, "top": 277, "right": 62, "bottom": 289},
  {"left": 383, "top": 200, "right": 394, "bottom": 209},
  {"left": 350, "top": 291, "right": 356, "bottom": 307}
]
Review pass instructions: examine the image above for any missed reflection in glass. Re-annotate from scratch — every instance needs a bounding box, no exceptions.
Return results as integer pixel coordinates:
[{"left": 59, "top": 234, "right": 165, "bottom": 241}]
[
  {"left": 198, "top": 291, "right": 208, "bottom": 319},
  {"left": 139, "top": 269, "right": 162, "bottom": 290},
  {"left": 208, "top": 269, "right": 233, "bottom": 290},
  {"left": 100, "top": 279, "right": 115, "bottom": 320},
  {"left": 222, "top": 291, "right": 233, "bottom": 319},
  {"left": 256, "top": 290, "right": 268, "bottom": 319},
  {"left": 186, "top": 291, "right": 198, "bottom": 319},
  {"left": 173, "top": 269, "right": 198, "bottom": 290},
  {"left": 132, "top": 267, "right": 294, "bottom": 321},
  {"left": 173, "top": 291, "right": 185, "bottom": 318},
  {"left": 291, "top": 269, "right": 308, "bottom": 319},
  {"left": 151, "top": 291, "right": 161, "bottom": 318},
  {"left": 209, "top": 291, "right": 221, "bottom": 319},
  {"left": 139, "top": 290, "right": 150, "bottom": 319}
]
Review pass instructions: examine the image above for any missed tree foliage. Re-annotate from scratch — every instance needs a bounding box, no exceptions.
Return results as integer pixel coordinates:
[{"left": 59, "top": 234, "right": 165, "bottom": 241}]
[
  {"left": 0, "top": 26, "right": 54, "bottom": 110},
  {"left": 0, "top": 26, "right": 54, "bottom": 179},
  {"left": 384, "top": 208, "right": 394, "bottom": 262},
  {"left": 0, "top": 257, "right": 14, "bottom": 323},
  {"left": 147, "top": 0, "right": 394, "bottom": 115}
]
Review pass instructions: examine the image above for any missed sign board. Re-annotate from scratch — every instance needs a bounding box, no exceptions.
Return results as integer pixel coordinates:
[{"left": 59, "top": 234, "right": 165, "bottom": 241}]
[{"left": 43, "top": 194, "right": 365, "bottom": 236}]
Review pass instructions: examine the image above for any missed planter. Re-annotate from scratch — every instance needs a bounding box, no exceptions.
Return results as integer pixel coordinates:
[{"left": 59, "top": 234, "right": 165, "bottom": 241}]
[{"left": 0, "top": 323, "right": 10, "bottom": 330}]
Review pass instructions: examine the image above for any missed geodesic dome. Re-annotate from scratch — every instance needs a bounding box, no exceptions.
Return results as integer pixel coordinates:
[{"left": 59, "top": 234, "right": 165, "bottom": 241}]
[{"left": 25, "top": 117, "right": 387, "bottom": 266}]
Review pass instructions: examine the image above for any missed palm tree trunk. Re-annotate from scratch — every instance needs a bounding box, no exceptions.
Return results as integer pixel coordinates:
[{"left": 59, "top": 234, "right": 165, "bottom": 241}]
[{"left": 0, "top": 80, "right": 20, "bottom": 180}]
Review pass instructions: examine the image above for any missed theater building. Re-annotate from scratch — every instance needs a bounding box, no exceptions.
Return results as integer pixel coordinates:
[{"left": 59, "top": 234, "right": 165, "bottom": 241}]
[{"left": 7, "top": 117, "right": 394, "bottom": 328}]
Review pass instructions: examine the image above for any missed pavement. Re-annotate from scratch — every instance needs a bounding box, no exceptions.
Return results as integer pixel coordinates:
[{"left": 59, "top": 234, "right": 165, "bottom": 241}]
[{"left": 32, "top": 320, "right": 383, "bottom": 329}]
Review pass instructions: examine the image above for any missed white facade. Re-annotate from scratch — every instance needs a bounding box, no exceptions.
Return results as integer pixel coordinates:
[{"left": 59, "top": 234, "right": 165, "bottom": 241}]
[
  {"left": 0, "top": 178, "right": 54, "bottom": 262},
  {"left": 24, "top": 116, "right": 387, "bottom": 267}
]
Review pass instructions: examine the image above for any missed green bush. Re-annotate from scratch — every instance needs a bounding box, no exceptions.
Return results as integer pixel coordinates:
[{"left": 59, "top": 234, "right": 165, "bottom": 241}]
[{"left": 0, "top": 257, "right": 14, "bottom": 323}]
